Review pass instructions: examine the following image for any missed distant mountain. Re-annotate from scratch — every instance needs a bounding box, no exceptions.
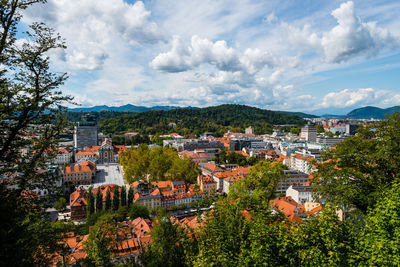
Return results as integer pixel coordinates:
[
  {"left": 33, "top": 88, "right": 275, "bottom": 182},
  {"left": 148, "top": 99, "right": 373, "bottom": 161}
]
[
  {"left": 68, "top": 104, "right": 197, "bottom": 113},
  {"left": 346, "top": 106, "right": 400, "bottom": 119}
]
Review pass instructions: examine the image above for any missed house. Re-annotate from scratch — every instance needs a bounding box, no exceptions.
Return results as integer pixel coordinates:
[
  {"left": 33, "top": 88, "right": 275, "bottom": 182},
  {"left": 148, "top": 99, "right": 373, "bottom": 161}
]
[
  {"left": 134, "top": 188, "right": 162, "bottom": 210},
  {"left": 63, "top": 160, "right": 96, "bottom": 185},
  {"left": 200, "top": 162, "right": 223, "bottom": 177},
  {"left": 55, "top": 148, "right": 72, "bottom": 165},
  {"left": 212, "top": 167, "right": 250, "bottom": 194},
  {"left": 130, "top": 180, "right": 150, "bottom": 195},
  {"left": 270, "top": 196, "right": 306, "bottom": 223},
  {"left": 276, "top": 170, "right": 310, "bottom": 193},
  {"left": 178, "top": 150, "right": 208, "bottom": 163},
  {"left": 75, "top": 148, "right": 99, "bottom": 162},
  {"left": 128, "top": 217, "right": 153, "bottom": 236},
  {"left": 70, "top": 187, "right": 87, "bottom": 221},
  {"left": 197, "top": 175, "right": 217, "bottom": 196},
  {"left": 286, "top": 185, "right": 313, "bottom": 204},
  {"left": 290, "top": 153, "right": 315, "bottom": 174}
]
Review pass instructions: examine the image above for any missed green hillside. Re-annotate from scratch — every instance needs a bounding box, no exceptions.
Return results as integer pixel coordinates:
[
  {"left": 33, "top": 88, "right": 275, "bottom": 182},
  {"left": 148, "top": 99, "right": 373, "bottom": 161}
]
[
  {"left": 97, "top": 104, "right": 306, "bottom": 136},
  {"left": 346, "top": 106, "right": 400, "bottom": 119}
]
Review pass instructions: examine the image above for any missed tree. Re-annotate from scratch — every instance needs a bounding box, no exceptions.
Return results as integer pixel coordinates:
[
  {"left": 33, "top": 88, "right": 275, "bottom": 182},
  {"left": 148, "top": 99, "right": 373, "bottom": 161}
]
[
  {"left": 86, "top": 186, "right": 94, "bottom": 216},
  {"left": 128, "top": 204, "right": 149, "bottom": 220},
  {"left": 228, "top": 161, "right": 286, "bottom": 209},
  {"left": 85, "top": 213, "right": 118, "bottom": 267},
  {"left": 96, "top": 188, "right": 103, "bottom": 212},
  {"left": 312, "top": 113, "right": 400, "bottom": 213},
  {"left": 112, "top": 186, "right": 120, "bottom": 211},
  {"left": 54, "top": 197, "right": 67, "bottom": 211},
  {"left": 292, "top": 206, "right": 356, "bottom": 266},
  {"left": 127, "top": 187, "right": 134, "bottom": 207},
  {"left": 355, "top": 181, "right": 400, "bottom": 265},
  {"left": 167, "top": 156, "right": 200, "bottom": 185},
  {"left": 0, "top": 1, "right": 73, "bottom": 265},
  {"left": 105, "top": 190, "right": 111, "bottom": 211},
  {"left": 194, "top": 201, "right": 250, "bottom": 266},
  {"left": 120, "top": 186, "right": 127, "bottom": 207},
  {"left": 316, "top": 124, "right": 324, "bottom": 134},
  {"left": 141, "top": 216, "right": 187, "bottom": 267}
]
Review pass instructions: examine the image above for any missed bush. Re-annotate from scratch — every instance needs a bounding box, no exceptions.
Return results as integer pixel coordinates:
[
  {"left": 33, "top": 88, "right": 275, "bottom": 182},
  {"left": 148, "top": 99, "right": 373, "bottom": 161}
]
[{"left": 54, "top": 197, "right": 67, "bottom": 211}]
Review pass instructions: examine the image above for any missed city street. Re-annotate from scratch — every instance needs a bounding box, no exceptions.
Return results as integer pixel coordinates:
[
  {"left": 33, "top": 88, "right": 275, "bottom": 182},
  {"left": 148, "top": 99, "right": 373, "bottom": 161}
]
[{"left": 93, "top": 163, "right": 126, "bottom": 188}]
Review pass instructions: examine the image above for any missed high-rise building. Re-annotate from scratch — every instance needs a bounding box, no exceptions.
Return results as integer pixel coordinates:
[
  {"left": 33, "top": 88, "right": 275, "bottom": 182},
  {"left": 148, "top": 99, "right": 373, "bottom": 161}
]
[
  {"left": 74, "top": 114, "right": 98, "bottom": 149},
  {"left": 300, "top": 123, "right": 317, "bottom": 142}
]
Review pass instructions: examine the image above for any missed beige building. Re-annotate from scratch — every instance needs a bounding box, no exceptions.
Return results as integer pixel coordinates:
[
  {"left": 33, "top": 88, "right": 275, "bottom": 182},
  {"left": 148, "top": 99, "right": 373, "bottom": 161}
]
[{"left": 63, "top": 161, "right": 96, "bottom": 185}]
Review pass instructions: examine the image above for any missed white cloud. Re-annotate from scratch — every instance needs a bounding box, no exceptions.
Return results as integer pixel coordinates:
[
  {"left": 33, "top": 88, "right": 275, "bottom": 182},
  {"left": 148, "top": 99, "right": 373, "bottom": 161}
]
[
  {"left": 23, "top": 0, "right": 165, "bottom": 70},
  {"left": 280, "top": 1, "right": 398, "bottom": 63},
  {"left": 319, "top": 88, "right": 399, "bottom": 108},
  {"left": 322, "top": 1, "right": 398, "bottom": 63},
  {"left": 151, "top": 35, "right": 243, "bottom": 72}
]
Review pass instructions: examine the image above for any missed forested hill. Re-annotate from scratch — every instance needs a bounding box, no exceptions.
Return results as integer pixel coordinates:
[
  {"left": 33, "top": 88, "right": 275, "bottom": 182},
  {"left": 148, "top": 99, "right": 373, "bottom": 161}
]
[
  {"left": 97, "top": 104, "right": 306, "bottom": 136},
  {"left": 346, "top": 105, "right": 400, "bottom": 119}
]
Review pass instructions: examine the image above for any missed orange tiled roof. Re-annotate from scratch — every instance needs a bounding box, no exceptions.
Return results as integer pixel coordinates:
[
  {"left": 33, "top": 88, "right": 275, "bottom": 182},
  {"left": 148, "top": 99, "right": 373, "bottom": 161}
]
[
  {"left": 202, "top": 163, "right": 223, "bottom": 172},
  {"left": 70, "top": 187, "right": 87, "bottom": 207},
  {"left": 293, "top": 154, "right": 314, "bottom": 162},
  {"left": 270, "top": 196, "right": 305, "bottom": 222},
  {"left": 198, "top": 175, "right": 216, "bottom": 184},
  {"left": 152, "top": 181, "right": 172, "bottom": 189}
]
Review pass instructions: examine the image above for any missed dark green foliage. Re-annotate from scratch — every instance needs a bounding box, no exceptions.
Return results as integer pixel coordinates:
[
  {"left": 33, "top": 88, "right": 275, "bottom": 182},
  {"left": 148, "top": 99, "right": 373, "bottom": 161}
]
[
  {"left": 112, "top": 187, "right": 120, "bottom": 211},
  {"left": 128, "top": 204, "right": 149, "bottom": 220},
  {"left": 293, "top": 207, "right": 356, "bottom": 266},
  {"left": 86, "top": 186, "right": 94, "bottom": 216},
  {"left": 214, "top": 150, "right": 258, "bottom": 166},
  {"left": 141, "top": 216, "right": 187, "bottom": 267},
  {"left": 96, "top": 188, "right": 103, "bottom": 212},
  {"left": 114, "top": 206, "right": 129, "bottom": 221},
  {"left": 120, "top": 144, "right": 200, "bottom": 184},
  {"left": 105, "top": 190, "right": 111, "bottom": 211},
  {"left": 120, "top": 186, "right": 127, "bottom": 207},
  {"left": 0, "top": 1, "right": 73, "bottom": 265},
  {"left": 127, "top": 187, "right": 134, "bottom": 207},
  {"left": 313, "top": 112, "right": 400, "bottom": 213},
  {"left": 54, "top": 197, "right": 67, "bottom": 211},
  {"left": 85, "top": 213, "right": 118, "bottom": 266},
  {"left": 98, "top": 104, "right": 305, "bottom": 136},
  {"left": 229, "top": 161, "right": 286, "bottom": 209},
  {"left": 194, "top": 201, "right": 251, "bottom": 266},
  {"left": 354, "top": 181, "right": 400, "bottom": 265}
]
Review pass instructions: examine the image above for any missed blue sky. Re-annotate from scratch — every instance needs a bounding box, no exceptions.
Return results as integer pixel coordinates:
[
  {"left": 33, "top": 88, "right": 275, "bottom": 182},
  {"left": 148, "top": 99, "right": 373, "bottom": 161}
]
[{"left": 21, "top": 0, "right": 400, "bottom": 114}]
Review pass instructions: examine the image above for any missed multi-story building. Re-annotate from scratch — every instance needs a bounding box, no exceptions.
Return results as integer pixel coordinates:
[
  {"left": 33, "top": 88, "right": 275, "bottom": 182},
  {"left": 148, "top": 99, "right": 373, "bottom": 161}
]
[
  {"left": 276, "top": 170, "right": 310, "bottom": 193},
  {"left": 134, "top": 188, "right": 162, "bottom": 210},
  {"left": 286, "top": 185, "right": 313, "bottom": 204},
  {"left": 55, "top": 148, "right": 72, "bottom": 165},
  {"left": 316, "top": 136, "right": 346, "bottom": 146},
  {"left": 300, "top": 124, "right": 317, "bottom": 142},
  {"left": 70, "top": 187, "right": 87, "bottom": 221},
  {"left": 289, "top": 153, "right": 315, "bottom": 174},
  {"left": 63, "top": 160, "right": 96, "bottom": 185},
  {"left": 197, "top": 175, "right": 217, "bottom": 196},
  {"left": 74, "top": 122, "right": 98, "bottom": 150},
  {"left": 345, "top": 124, "right": 359, "bottom": 135},
  {"left": 163, "top": 139, "right": 224, "bottom": 152}
]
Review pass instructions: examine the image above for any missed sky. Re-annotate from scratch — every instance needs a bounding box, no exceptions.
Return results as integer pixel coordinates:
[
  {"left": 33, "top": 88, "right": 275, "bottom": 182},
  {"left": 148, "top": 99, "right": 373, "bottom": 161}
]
[{"left": 21, "top": 0, "right": 400, "bottom": 114}]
